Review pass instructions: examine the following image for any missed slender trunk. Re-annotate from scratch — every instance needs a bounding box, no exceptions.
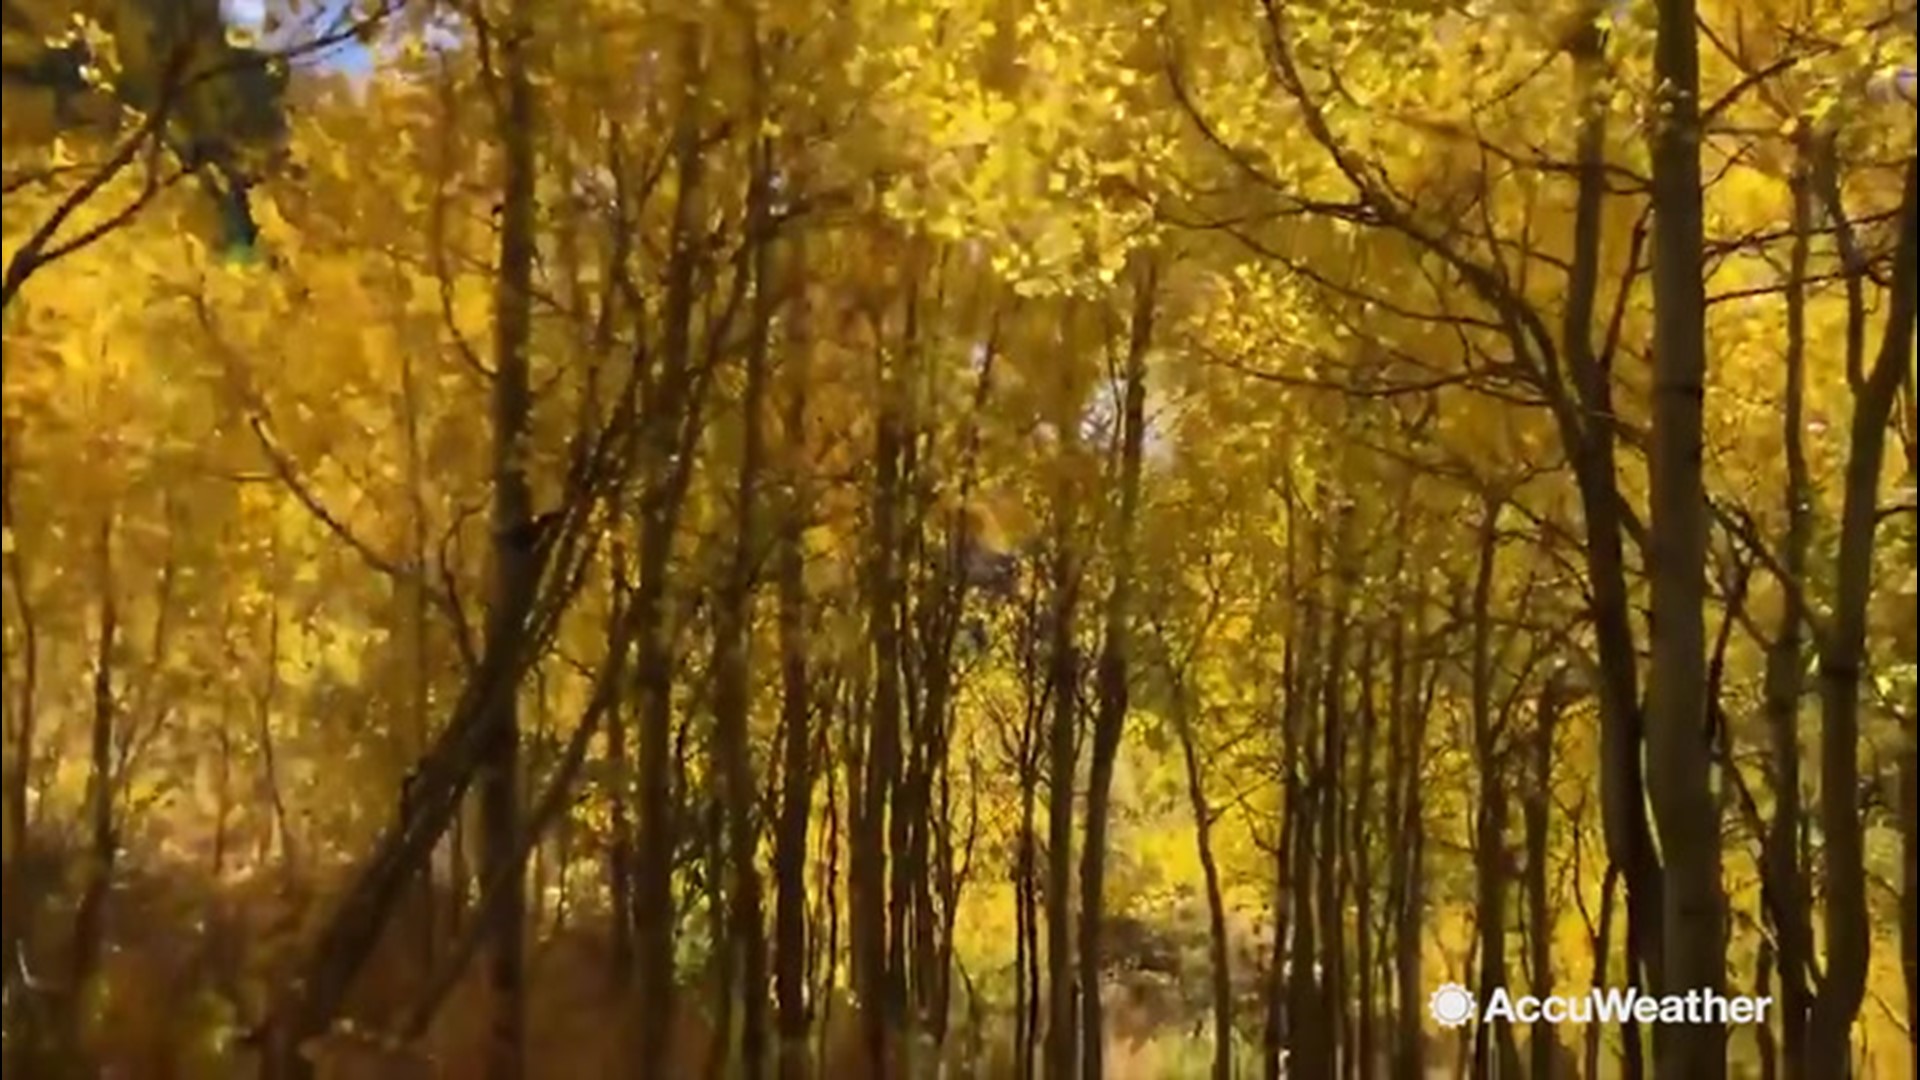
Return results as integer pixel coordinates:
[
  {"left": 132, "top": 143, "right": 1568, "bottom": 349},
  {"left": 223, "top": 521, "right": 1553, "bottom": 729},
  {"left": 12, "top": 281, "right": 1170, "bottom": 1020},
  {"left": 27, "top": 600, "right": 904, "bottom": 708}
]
[
  {"left": 710, "top": 367, "right": 771, "bottom": 1060},
  {"left": 1903, "top": 210, "right": 1920, "bottom": 1080},
  {"left": 1286, "top": 525, "right": 1327, "bottom": 1077},
  {"left": 773, "top": 261, "right": 816, "bottom": 1080},
  {"left": 1265, "top": 640, "right": 1299, "bottom": 1080},
  {"left": 635, "top": 26, "right": 712, "bottom": 1076},
  {"left": 883, "top": 282, "right": 924, "bottom": 1074},
  {"left": 895, "top": 481, "right": 932, "bottom": 1071},
  {"left": 708, "top": 797, "right": 735, "bottom": 1080},
  {"left": 1264, "top": 496, "right": 1302, "bottom": 1080},
  {"left": 400, "top": 253, "right": 438, "bottom": 968},
  {"left": 477, "top": 2, "right": 541, "bottom": 1073},
  {"left": 1350, "top": 638, "right": 1377, "bottom": 1080},
  {"left": 929, "top": 754, "right": 967, "bottom": 1048},
  {"left": 1646, "top": 2, "right": 1725, "bottom": 1074},
  {"left": 1171, "top": 675, "right": 1233, "bottom": 1080},
  {"left": 1016, "top": 652, "right": 1042, "bottom": 1080},
  {"left": 65, "top": 516, "right": 118, "bottom": 1071},
  {"left": 1392, "top": 651, "right": 1436, "bottom": 1080},
  {"left": 1078, "top": 267, "right": 1155, "bottom": 1080},
  {"left": 918, "top": 701, "right": 954, "bottom": 1049},
  {"left": 1896, "top": 201, "right": 1912, "bottom": 1080},
  {"left": 1560, "top": 9, "right": 1665, "bottom": 1001},
  {"left": 0, "top": 471, "right": 32, "bottom": 867},
  {"left": 607, "top": 546, "right": 636, "bottom": 988},
  {"left": 817, "top": 717, "right": 844, "bottom": 1077},
  {"left": 1807, "top": 151, "right": 1920, "bottom": 1072},
  {"left": 1526, "top": 676, "right": 1565, "bottom": 1079},
  {"left": 1264, "top": 810, "right": 1292, "bottom": 1080},
  {"left": 1286, "top": 745, "right": 1323, "bottom": 1078},
  {"left": 1317, "top": 571, "right": 1348, "bottom": 1080},
  {"left": 1584, "top": 865, "right": 1620, "bottom": 1079},
  {"left": 1043, "top": 515, "right": 1081, "bottom": 1080},
  {"left": 1, "top": 463, "right": 41, "bottom": 1073},
  {"left": 255, "top": 580, "right": 296, "bottom": 873},
  {"left": 1902, "top": 707, "right": 1916, "bottom": 1080},
  {"left": 708, "top": 97, "right": 777, "bottom": 1078},
  {"left": 1764, "top": 133, "right": 1817, "bottom": 1079},
  {"left": 1753, "top": 940, "right": 1778, "bottom": 1080},
  {"left": 1467, "top": 494, "right": 1519, "bottom": 1080},
  {"left": 913, "top": 334, "right": 998, "bottom": 1057},
  {"left": 1904, "top": 688, "right": 1917, "bottom": 1080},
  {"left": 1471, "top": 770, "right": 1516, "bottom": 1078},
  {"left": 857, "top": 280, "right": 911, "bottom": 1080},
  {"left": 1016, "top": 792, "right": 1036, "bottom": 1080},
  {"left": 905, "top": 741, "right": 937, "bottom": 1039}
]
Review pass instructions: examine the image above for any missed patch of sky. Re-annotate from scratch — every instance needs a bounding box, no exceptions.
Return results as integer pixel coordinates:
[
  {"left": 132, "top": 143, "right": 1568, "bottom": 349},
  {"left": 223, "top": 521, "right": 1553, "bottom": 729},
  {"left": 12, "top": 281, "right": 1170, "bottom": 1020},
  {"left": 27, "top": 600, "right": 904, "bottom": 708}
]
[{"left": 223, "top": 0, "right": 373, "bottom": 75}]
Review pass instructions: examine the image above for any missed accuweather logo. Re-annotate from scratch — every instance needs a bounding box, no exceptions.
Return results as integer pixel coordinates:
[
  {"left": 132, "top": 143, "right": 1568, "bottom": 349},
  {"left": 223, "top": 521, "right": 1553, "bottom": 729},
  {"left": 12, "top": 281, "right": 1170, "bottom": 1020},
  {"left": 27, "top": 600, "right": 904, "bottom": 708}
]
[{"left": 1428, "top": 983, "right": 1773, "bottom": 1027}]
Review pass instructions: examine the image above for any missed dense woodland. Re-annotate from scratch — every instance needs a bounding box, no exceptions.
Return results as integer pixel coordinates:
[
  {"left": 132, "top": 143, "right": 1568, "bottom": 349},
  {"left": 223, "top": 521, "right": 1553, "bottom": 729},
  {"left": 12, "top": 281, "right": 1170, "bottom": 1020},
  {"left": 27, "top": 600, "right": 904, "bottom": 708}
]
[{"left": 0, "top": 0, "right": 1916, "bottom": 1077}]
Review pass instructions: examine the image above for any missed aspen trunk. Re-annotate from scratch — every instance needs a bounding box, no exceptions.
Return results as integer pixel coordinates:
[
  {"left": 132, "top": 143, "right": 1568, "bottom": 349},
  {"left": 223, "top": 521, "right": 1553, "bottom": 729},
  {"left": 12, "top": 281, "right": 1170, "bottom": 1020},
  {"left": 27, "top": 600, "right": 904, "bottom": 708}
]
[
  {"left": 1171, "top": 673, "right": 1234, "bottom": 1080},
  {"left": 1645, "top": 2, "right": 1726, "bottom": 1074},
  {"left": 709, "top": 111, "right": 777, "bottom": 1078},
  {"left": 1526, "top": 676, "right": 1566, "bottom": 1079},
  {"left": 1762, "top": 133, "right": 1817, "bottom": 1079},
  {"left": 1077, "top": 266, "right": 1155, "bottom": 1080},
  {"left": 773, "top": 256, "right": 817, "bottom": 1080},
  {"left": 64, "top": 518, "right": 118, "bottom": 1074},
  {"left": 476, "top": 1, "right": 540, "bottom": 1073},
  {"left": 635, "top": 25, "right": 713, "bottom": 1076},
  {"left": 1806, "top": 151, "right": 1919, "bottom": 1071}
]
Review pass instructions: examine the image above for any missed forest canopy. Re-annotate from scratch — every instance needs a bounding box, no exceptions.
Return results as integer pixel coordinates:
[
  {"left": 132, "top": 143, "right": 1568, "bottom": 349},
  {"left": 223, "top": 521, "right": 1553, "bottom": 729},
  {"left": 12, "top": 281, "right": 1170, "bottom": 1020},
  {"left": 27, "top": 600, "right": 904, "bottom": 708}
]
[{"left": 1, "top": 0, "right": 1916, "bottom": 1078}]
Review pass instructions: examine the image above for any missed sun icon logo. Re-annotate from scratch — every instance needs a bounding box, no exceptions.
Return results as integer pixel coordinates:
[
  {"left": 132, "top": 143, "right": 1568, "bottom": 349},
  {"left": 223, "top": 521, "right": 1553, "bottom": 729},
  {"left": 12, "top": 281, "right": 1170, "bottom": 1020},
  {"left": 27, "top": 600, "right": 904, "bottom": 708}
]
[{"left": 1428, "top": 983, "right": 1476, "bottom": 1028}]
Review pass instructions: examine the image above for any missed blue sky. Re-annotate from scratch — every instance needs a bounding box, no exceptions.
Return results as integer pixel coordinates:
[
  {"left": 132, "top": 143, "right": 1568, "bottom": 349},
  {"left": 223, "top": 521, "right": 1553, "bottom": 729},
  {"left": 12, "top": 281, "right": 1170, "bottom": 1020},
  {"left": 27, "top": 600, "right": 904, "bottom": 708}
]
[{"left": 225, "top": 0, "right": 374, "bottom": 75}]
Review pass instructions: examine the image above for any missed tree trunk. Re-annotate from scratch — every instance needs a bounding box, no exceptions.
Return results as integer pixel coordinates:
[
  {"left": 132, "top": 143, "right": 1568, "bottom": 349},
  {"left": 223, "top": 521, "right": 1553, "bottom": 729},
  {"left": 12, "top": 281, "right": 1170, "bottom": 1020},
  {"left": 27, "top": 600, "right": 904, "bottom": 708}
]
[
  {"left": 476, "top": 1, "right": 540, "bottom": 1073},
  {"left": 915, "top": 329, "right": 999, "bottom": 1056},
  {"left": 1903, "top": 699, "right": 1916, "bottom": 1080},
  {"left": 1645, "top": 1, "right": 1725, "bottom": 1074},
  {"left": 1263, "top": 754, "right": 1292, "bottom": 1080},
  {"left": 1467, "top": 493, "right": 1520, "bottom": 1080},
  {"left": 1171, "top": 674, "right": 1234, "bottom": 1080},
  {"left": 0, "top": 460, "right": 42, "bottom": 1075},
  {"left": 773, "top": 252, "right": 817, "bottom": 1080},
  {"left": 1016, "top": 737, "right": 1040, "bottom": 1080},
  {"left": 1754, "top": 940, "right": 1778, "bottom": 1080},
  {"left": 607, "top": 546, "right": 636, "bottom": 989},
  {"left": 1583, "top": 865, "right": 1622, "bottom": 1079},
  {"left": 1904, "top": 275, "right": 1920, "bottom": 1080},
  {"left": 818, "top": 716, "right": 845, "bottom": 1077},
  {"left": 1762, "top": 131, "right": 1817, "bottom": 1080},
  {"left": 1350, "top": 636, "right": 1377, "bottom": 1080},
  {"left": 1317, "top": 540, "right": 1349, "bottom": 1080},
  {"left": 856, "top": 278, "right": 910, "bottom": 1080},
  {"left": 883, "top": 278, "right": 925, "bottom": 1075},
  {"left": 1286, "top": 520, "right": 1327, "bottom": 1078},
  {"left": 709, "top": 112, "right": 777, "bottom": 1080},
  {"left": 1043, "top": 511, "right": 1081, "bottom": 1080},
  {"left": 707, "top": 796, "right": 736, "bottom": 1078},
  {"left": 1806, "top": 151, "right": 1919, "bottom": 1073},
  {"left": 65, "top": 516, "right": 118, "bottom": 1073},
  {"left": 1558, "top": 10, "right": 1666, "bottom": 1004},
  {"left": 635, "top": 24, "right": 713, "bottom": 1076},
  {"left": 1904, "top": 679, "right": 1917, "bottom": 1080},
  {"left": 1392, "top": 649, "right": 1437, "bottom": 1080},
  {"left": 1526, "top": 675, "right": 1566, "bottom": 1080},
  {"left": 1077, "top": 266, "right": 1155, "bottom": 1080},
  {"left": 1016, "top": 610, "right": 1044, "bottom": 1080},
  {"left": 1264, "top": 486, "right": 1303, "bottom": 1080}
]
